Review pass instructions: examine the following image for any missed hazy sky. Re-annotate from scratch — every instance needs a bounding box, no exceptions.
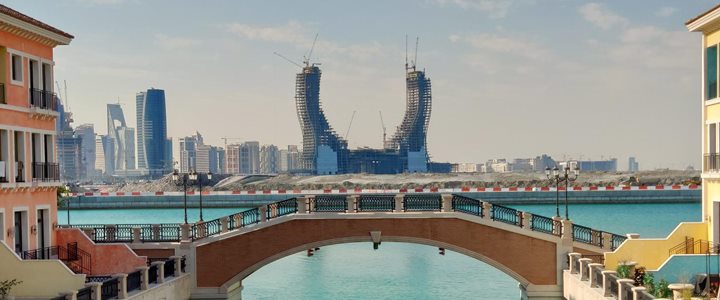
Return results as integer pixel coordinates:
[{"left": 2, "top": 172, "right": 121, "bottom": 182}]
[{"left": 6, "top": 0, "right": 716, "bottom": 170}]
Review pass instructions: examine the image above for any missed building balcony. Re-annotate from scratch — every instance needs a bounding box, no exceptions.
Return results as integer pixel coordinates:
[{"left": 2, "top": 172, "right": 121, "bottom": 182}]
[
  {"left": 28, "top": 87, "right": 58, "bottom": 112},
  {"left": 0, "top": 83, "right": 5, "bottom": 104},
  {"left": 32, "top": 162, "right": 60, "bottom": 182},
  {"left": 705, "top": 153, "right": 720, "bottom": 173}
]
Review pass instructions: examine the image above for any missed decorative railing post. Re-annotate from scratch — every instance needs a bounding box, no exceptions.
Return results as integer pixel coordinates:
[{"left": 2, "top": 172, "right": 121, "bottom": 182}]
[
  {"left": 568, "top": 253, "right": 581, "bottom": 274},
  {"left": 132, "top": 227, "right": 141, "bottom": 243},
  {"left": 394, "top": 194, "right": 404, "bottom": 212},
  {"left": 346, "top": 195, "right": 356, "bottom": 213},
  {"left": 602, "top": 270, "right": 617, "bottom": 297},
  {"left": 107, "top": 225, "right": 117, "bottom": 241},
  {"left": 617, "top": 279, "right": 634, "bottom": 300},
  {"left": 296, "top": 197, "right": 307, "bottom": 214},
  {"left": 588, "top": 263, "right": 603, "bottom": 287},
  {"left": 62, "top": 291, "right": 77, "bottom": 300},
  {"left": 170, "top": 256, "right": 183, "bottom": 277},
  {"left": 152, "top": 224, "right": 161, "bottom": 241},
  {"left": 578, "top": 258, "right": 592, "bottom": 281},
  {"left": 631, "top": 286, "right": 647, "bottom": 300},
  {"left": 180, "top": 223, "right": 191, "bottom": 241},
  {"left": 561, "top": 219, "right": 573, "bottom": 241},
  {"left": 197, "top": 222, "right": 207, "bottom": 238},
  {"left": 521, "top": 212, "right": 531, "bottom": 229},
  {"left": 601, "top": 232, "right": 613, "bottom": 251},
  {"left": 440, "top": 194, "right": 453, "bottom": 212},
  {"left": 221, "top": 217, "right": 229, "bottom": 233},
  {"left": 482, "top": 202, "right": 492, "bottom": 220},
  {"left": 259, "top": 205, "right": 268, "bottom": 222},
  {"left": 86, "top": 282, "right": 102, "bottom": 300},
  {"left": 552, "top": 216, "right": 562, "bottom": 236},
  {"left": 114, "top": 273, "right": 128, "bottom": 299},
  {"left": 151, "top": 261, "right": 165, "bottom": 283},
  {"left": 307, "top": 195, "right": 316, "bottom": 212},
  {"left": 136, "top": 266, "right": 149, "bottom": 290}
]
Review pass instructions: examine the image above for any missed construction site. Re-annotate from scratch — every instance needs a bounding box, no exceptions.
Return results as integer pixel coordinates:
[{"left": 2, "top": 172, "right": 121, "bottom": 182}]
[
  {"left": 92, "top": 169, "right": 700, "bottom": 194},
  {"left": 288, "top": 36, "right": 432, "bottom": 175}
]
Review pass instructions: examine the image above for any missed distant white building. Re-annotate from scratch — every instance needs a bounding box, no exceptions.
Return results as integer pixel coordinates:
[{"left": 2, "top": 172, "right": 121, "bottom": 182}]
[
  {"left": 260, "top": 145, "right": 280, "bottom": 174},
  {"left": 453, "top": 163, "right": 480, "bottom": 173},
  {"left": 486, "top": 159, "right": 511, "bottom": 173}
]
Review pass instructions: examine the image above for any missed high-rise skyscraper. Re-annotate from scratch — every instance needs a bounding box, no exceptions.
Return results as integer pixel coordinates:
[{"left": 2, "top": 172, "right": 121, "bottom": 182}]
[
  {"left": 75, "top": 124, "right": 96, "bottom": 178},
  {"left": 628, "top": 157, "right": 639, "bottom": 172},
  {"left": 225, "top": 144, "right": 241, "bottom": 175},
  {"left": 385, "top": 66, "right": 432, "bottom": 173},
  {"left": 240, "top": 141, "right": 260, "bottom": 174},
  {"left": 295, "top": 65, "right": 349, "bottom": 174},
  {"left": 56, "top": 102, "right": 83, "bottom": 182},
  {"left": 260, "top": 144, "right": 280, "bottom": 174},
  {"left": 136, "top": 89, "right": 169, "bottom": 177},
  {"left": 107, "top": 103, "right": 136, "bottom": 173},
  {"left": 179, "top": 132, "right": 203, "bottom": 173},
  {"left": 95, "top": 135, "right": 114, "bottom": 175}
]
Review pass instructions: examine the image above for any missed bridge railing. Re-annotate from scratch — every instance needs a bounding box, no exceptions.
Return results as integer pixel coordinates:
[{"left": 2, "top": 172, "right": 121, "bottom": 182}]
[
  {"left": 572, "top": 224, "right": 604, "bottom": 248},
  {"left": 529, "top": 214, "right": 561, "bottom": 236},
  {"left": 451, "top": 194, "right": 483, "bottom": 217},
  {"left": 310, "top": 195, "right": 347, "bottom": 212},
  {"left": 490, "top": 203, "right": 523, "bottom": 227},
  {"left": 228, "top": 208, "right": 260, "bottom": 230},
  {"left": 357, "top": 194, "right": 395, "bottom": 212},
  {"left": 67, "top": 194, "right": 627, "bottom": 248},
  {"left": 267, "top": 198, "right": 298, "bottom": 220},
  {"left": 403, "top": 194, "right": 442, "bottom": 211}
]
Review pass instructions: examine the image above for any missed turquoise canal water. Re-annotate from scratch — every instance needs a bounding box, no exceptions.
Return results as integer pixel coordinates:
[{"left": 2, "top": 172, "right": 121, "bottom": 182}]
[{"left": 58, "top": 203, "right": 700, "bottom": 299}]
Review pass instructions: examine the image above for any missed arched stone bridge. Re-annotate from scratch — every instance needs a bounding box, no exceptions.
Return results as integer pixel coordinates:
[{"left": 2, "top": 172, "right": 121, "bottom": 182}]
[
  {"left": 80, "top": 194, "right": 626, "bottom": 300},
  {"left": 181, "top": 194, "right": 624, "bottom": 300}
]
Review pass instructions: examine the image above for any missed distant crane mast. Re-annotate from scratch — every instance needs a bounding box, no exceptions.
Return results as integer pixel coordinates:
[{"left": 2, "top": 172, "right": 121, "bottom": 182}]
[
  {"left": 303, "top": 33, "right": 319, "bottom": 67},
  {"left": 379, "top": 110, "right": 387, "bottom": 148},
  {"left": 221, "top": 137, "right": 243, "bottom": 149},
  {"left": 345, "top": 111, "right": 356, "bottom": 140},
  {"left": 273, "top": 52, "right": 302, "bottom": 68}
]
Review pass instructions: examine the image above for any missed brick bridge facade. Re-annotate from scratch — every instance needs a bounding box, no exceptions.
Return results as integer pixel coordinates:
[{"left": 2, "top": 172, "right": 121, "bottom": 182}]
[{"left": 147, "top": 195, "right": 614, "bottom": 300}]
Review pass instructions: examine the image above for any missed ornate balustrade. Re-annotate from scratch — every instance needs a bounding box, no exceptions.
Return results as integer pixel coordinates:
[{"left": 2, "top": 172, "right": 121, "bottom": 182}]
[{"left": 67, "top": 194, "right": 624, "bottom": 247}]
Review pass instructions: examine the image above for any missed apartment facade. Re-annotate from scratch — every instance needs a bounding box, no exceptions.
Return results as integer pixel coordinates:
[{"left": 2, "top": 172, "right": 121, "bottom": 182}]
[
  {"left": 0, "top": 5, "right": 73, "bottom": 255},
  {"left": 689, "top": 6, "right": 720, "bottom": 243}
]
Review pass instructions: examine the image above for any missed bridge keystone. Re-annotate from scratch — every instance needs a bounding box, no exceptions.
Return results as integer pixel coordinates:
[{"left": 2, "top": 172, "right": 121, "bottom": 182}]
[{"left": 370, "top": 231, "right": 382, "bottom": 249}]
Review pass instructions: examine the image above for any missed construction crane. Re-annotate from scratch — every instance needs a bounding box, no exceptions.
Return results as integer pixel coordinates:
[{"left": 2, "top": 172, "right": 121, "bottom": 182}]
[
  {"left": 344, "top": 111, "right": 356, "bottom": 140},
  {"left": 379, "top": 110, "right": 387, "bottom": 148},
  {"left": 303, "top": 33, "right": 319, "bottom": 67},
  {"left": 274, "top": 52, "right": 302, "bottom": 68},
  {"left": 221, "top": 137, "right": 244, "bottom": 149}
]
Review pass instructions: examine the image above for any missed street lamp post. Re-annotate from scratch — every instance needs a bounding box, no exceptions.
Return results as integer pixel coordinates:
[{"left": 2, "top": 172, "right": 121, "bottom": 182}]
[
  {"left": 172, "top": 169, "right": 190, "bottom": 224},
  {"left": 546, "top": 165, "right": 580, "bottom": 220},
  {"left": 173, "top": 169, "right": 213, "bottom": 223},
  {"left": 193, "top": 171, "right": 213, "bottom": 222}
]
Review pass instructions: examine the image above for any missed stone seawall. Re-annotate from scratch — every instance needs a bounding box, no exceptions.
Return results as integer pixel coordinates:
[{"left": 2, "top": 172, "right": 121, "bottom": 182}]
[{"left": 62, "top": 189, "right": 700, "bottom": 210}]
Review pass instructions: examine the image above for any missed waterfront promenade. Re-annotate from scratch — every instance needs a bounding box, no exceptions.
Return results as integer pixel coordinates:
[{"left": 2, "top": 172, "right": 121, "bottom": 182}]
[{"left": 62, "top": 185, "right": 700, "bottom": 209}]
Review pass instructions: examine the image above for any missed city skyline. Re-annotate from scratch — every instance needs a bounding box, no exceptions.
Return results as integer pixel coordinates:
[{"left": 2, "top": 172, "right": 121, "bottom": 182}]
[{"left": 5, "top": 0, "right": 714, "bottom": 170}]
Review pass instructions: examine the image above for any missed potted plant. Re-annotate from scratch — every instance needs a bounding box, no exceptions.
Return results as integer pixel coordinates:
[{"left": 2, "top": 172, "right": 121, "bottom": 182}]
[{"left": 0, "top": 279, "right": 22, "bottom": 300}]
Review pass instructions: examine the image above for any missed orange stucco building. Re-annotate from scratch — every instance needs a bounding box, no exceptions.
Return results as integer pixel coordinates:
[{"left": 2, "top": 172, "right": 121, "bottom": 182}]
[{"left": 0, "top": 4, "right": 73, "bottom": 255}]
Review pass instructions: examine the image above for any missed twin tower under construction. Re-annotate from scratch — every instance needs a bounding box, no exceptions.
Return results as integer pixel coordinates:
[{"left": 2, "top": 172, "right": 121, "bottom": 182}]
[{"left": 294, "top": 58, "right": 432, "bottom": 175}]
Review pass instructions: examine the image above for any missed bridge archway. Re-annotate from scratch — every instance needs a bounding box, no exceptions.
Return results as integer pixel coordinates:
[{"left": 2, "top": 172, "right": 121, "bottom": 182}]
[{"left": 192, "top": 217, "right": 564, "bottom": 299}]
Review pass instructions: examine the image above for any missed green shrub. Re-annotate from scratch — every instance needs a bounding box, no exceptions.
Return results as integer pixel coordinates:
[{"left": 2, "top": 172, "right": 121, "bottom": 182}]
[
  {"left": 642, "top": 272, "right": 655, "bottom": 295},
  {"left": 616, "top": 264, "right": 631, "bottom": 279},
  {"left": 654, "top": 278, "right": 671, "bottom": 298}
]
